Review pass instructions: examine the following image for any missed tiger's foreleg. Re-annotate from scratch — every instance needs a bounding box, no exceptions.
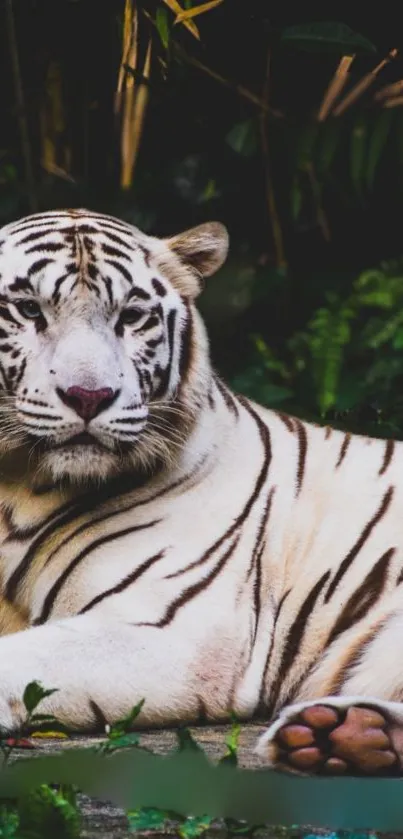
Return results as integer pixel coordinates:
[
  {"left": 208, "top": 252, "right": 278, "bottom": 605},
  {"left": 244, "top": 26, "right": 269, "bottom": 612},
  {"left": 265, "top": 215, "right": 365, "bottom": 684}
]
[{"left": 0, "top": 615, "right": 201, "bottom": 732}]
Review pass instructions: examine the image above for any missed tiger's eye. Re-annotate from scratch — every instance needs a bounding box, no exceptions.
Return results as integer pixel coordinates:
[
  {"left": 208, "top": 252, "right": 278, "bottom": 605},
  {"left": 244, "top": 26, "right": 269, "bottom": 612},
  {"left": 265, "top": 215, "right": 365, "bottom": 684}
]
[{"left": 16, "top": 300, "right": 42, "bottom": 320}]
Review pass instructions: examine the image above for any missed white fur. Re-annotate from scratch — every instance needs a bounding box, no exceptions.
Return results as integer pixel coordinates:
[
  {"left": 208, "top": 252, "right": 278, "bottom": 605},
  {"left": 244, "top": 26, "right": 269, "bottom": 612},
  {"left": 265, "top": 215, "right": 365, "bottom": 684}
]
[{"left": 0, "top": 211, "right": 402, "bottom": 769}]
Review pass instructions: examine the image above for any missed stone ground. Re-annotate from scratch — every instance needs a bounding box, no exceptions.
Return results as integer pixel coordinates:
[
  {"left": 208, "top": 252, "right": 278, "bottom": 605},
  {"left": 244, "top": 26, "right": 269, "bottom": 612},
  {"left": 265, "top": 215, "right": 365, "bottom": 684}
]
[
  {"left": 15, "top": 724, "right": 274, "bottom": 838},
  {"left": 9, "top": 725, "right": 398, "bottom": 838}
]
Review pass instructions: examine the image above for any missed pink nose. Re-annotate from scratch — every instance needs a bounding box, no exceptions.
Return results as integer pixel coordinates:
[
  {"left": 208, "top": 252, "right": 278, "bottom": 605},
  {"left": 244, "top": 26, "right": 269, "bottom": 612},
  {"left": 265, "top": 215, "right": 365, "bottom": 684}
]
[{"left": 57, "top": 386, "right": 116, "bottom": 421}]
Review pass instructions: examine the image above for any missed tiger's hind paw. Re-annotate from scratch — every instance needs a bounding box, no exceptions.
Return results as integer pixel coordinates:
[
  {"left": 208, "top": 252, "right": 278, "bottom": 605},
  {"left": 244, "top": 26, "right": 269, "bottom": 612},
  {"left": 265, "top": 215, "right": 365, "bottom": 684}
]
[{"left": 256, "top": 702, "right": 401, "bottom": 776}]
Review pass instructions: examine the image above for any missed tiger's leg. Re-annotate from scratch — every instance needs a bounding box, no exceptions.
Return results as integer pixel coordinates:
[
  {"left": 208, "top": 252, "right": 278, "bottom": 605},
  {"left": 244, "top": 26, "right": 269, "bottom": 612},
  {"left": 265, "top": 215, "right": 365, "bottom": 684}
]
[
  {"left": 0, "top": 614, "right": 218, "bottom": 732},
  {"left": 256, "top": 609, "right": 403, "bottom": 775}
]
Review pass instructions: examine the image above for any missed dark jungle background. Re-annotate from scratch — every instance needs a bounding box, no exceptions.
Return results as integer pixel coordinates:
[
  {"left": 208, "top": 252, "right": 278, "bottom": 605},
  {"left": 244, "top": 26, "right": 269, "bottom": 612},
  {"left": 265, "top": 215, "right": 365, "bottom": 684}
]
[{"left": 2, "top": 0, "right": 403, "bottom": 438}]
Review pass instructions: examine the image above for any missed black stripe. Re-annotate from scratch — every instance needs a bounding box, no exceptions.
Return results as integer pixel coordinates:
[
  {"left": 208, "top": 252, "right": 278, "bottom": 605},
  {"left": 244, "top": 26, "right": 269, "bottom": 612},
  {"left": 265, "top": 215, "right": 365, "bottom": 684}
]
[
  {"left": 152, "top": 278, "right": 167, "bottom": 297},
  {"left": 295, "top": 419, "right": 307, "bottom": 496},
  {"left": 89, "top": 699, "right": 109, "bottom": 729},
  {"left": 8, "top": 277, "right": 34, "bottom": 293},
  {"left": 14, "top": 357, "right": 27, "bottom": 388},
  {"left": 79, "top": 550, "right": 165, "bottom": 614},
  {"left": 33, "top": 519, "right": 162, "bottom": 624},
  {"left": 101, "top": 243, "right": 131, "bottom": 260},
  {"left": 379, "top": 439, "right": 395, "bottom": 476},
  {"left": 327, "top": 548, "right": 394, "bottom": 645},
  {"left": 104, "top": 260, "right": 133, "bottom": 284},
  {"left": 153, "top": 310, "right": 176, "bottom": 399},
  {"left": 101, "top": 230, "right": 133, "bottom": 250},
  {"left": 325, "top": 486, "right": 394, "bottom": 603},
  {"left": 178, "top": 304, "right": 193, "bottom": 383},
  {"left": 214, "top": 376, "right": 239, "bottom": 418},
  {"left": 25, "top": 243, "right": 64, "bottom": 254},
  {"left": 165, "top": 407, "right": 271, "bottom": 579},
  {"left": 257, "top": 588, "right": 291, "bottom": 712},
  {"left": 327, "top": 620, "right": 386, "bottom": 695},
  {"left": 336, "top": 433, "right": 351, "bottom": 468},
  {"left": 139, "top": 535, "right": 240, "bottom": 629},
  {"left": 127, "top": 286, "right": 151, "bottom": 301},
  {"left": 17, "top": 231, "right": 52, "bottom": 245},
  {"left": 0, "top": 307, "right": 21, "bottom": 326},
  {"left": 5, "top": 463, "right": 204, "bottom": 607},
  {"left": 274, "top": 411, "right": 295, "bottom": 432},
  {"left": 267, "top": 570, "right": 331, "bottom": 713},
  {"left": 27, "top": 258, "right": 54, "bottom": 275}
]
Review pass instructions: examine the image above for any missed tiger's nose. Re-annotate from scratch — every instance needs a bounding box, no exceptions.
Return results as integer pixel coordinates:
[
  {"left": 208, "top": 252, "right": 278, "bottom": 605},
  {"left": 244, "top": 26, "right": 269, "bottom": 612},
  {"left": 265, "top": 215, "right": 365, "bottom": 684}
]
[{"left": 56, "top": 386, "right": 118, "bottom": 421}]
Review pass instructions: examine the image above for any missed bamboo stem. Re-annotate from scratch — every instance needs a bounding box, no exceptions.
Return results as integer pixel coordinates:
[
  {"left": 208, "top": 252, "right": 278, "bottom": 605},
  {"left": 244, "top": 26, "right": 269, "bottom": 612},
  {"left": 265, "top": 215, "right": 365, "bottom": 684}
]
[
  {"left": 174, "top": 44, "right": 272, "bottom": 113},
  {"left": 333, "top": 49, "right": 398, "bottom": 116},
  {"left": 259, "top": 49, "right": 286, "bottom": 269},
  {"left": 5, "top": 0, "right": 37, "bottom": 212},
  {"left": 317, "top": 55, "right": 355, "bottom": 121}
]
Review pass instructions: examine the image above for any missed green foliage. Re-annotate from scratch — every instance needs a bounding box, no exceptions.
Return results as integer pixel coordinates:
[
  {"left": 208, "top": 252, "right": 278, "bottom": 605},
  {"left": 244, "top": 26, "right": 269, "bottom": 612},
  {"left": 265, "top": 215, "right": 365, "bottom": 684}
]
[
  {"left": 233, "top": 258, "right": 403, "bottom": 439},
  {"left": 17, "top": 784, "right": 80, "bottom": 839},
  {"left": 280, "top": 22, "right": 377, "bottom": 54}
]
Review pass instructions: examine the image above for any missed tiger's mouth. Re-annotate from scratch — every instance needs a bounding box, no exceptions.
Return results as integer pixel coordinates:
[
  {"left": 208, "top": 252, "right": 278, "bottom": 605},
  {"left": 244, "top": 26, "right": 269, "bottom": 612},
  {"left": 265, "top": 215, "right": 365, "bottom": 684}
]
[
  {"left": 29, "top": 431, "right": 113, "bottom": 453},
  {"left": 53, "top": 431, "right": 111, "bottom": 450}
]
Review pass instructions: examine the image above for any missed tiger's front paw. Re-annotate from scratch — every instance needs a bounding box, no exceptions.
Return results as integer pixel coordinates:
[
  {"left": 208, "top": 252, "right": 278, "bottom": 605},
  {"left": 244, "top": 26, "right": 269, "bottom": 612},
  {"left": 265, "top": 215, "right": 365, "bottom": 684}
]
[{"left": 256, "top": 701, "right": 400, "bottom": 776}]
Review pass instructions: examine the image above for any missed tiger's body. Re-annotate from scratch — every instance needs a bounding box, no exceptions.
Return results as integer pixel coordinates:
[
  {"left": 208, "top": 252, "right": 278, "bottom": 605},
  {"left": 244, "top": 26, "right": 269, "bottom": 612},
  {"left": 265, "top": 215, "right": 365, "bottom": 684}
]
[{"left": 0, "top": 209, "right": 402, "bottom": 775}]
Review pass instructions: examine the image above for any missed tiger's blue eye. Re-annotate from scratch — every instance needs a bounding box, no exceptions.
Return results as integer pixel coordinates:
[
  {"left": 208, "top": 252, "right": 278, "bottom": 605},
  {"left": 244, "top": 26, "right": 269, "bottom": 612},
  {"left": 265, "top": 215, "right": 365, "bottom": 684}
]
[{"left": 16, "top": 300, "right": 42, "bottom": 319}]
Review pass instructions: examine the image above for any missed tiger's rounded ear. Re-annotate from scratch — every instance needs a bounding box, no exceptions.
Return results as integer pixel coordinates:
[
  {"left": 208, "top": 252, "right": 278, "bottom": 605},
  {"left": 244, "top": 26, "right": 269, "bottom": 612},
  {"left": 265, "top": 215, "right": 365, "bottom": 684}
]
[{"left": 165, "top": 222, "right": 229, "bottom": 279}]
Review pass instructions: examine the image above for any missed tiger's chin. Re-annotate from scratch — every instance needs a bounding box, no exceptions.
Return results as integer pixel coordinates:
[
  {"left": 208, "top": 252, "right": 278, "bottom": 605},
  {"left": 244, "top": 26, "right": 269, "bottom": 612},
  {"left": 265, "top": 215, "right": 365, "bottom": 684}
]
[{"left": 37, "top": 445, "right": 125, "bottom": 485}]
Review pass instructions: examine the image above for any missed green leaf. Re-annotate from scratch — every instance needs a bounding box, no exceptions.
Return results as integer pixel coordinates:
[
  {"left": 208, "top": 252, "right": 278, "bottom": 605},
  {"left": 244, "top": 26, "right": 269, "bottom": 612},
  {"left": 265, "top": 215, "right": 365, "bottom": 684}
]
[
  {"left": 156, "top": 5, "right": 170, "bottom": 49},
  {"left": 366, "top": 109, "right": 394, "bottom": 191},
  {"left": 350, "top": 112, "right": 368, "bottom": 201},
  {"left": 220, "top": 717, "right": 241, "bottom": 766},
  {"left": 225, "top": 120, "right": 258, "bottom": 157},
  {"left": 294, "top": 122, "right": 319, "bottom": 171},
  {"left": 23, "top": 682, "right": 58, "bottom": 715},
  {"left": 127, "top": 806, "right": 171, "bottom": 832},
  {"left": 107, "top": 699, "right": 145, "bottom": 738},
  {"left": 102, "top": 732, "right": 140, "bottom": 752},
  {"left": 176, "top": 728, "right": 206, "bottom": 754},
  {"left": 178, "top": 814, "right": 214, "bottom": 837},
  {"left": 315, "top": 118, "right": 343, "bottom": 178},
  {"left": 18, "top": 784, "right": 80, "bottom": 838},
  {"left": 281, "top": 22, "right": 376, "bottom": 55},
  {"left": 290, "top": 175, "right": 303, "bottom": 221}
]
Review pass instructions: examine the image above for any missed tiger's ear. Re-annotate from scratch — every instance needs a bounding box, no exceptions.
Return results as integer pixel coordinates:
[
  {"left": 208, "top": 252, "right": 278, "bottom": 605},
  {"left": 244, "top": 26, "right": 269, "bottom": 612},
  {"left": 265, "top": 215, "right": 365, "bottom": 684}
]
[
  {"left": 153, "top": 222, "right": 229, "bottom": 299},
  {"left": 166, "top": 222, "right": 229, "bottom": 279}
]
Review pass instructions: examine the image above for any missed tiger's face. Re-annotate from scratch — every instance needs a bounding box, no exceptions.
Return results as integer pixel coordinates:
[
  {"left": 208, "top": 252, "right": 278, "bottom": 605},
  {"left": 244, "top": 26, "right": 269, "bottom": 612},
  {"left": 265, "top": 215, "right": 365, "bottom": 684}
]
[{"left": 0, "top": 210, "right": 228, "bottom": 483}]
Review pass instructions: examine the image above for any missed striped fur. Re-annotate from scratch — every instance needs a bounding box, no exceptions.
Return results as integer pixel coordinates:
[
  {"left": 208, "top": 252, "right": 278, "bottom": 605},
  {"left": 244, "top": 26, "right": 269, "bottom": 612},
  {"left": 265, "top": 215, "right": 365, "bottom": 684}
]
[{"left": 0, "top": 211, "right": 403, "bottom": 771}]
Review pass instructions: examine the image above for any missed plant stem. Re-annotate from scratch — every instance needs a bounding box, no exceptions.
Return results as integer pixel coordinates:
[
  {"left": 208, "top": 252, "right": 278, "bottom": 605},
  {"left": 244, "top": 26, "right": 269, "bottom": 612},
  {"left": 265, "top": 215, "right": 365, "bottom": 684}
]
[
  {"left": 259, "top": 49, "right": 286, "bottom": 269},
  {"left": 173, "top": 43, "right": 275, "bottom": 114},
  {"left": 5, "top": 0, "right": 37, "bottom": 212}
]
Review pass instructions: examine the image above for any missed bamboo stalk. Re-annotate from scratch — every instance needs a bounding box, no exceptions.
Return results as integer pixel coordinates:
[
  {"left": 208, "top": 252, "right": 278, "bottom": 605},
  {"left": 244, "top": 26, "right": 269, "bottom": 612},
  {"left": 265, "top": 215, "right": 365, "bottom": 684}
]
[
  {"left": 260, "top": 49, "right": 286, "bottom": 269},
  {"left": 121, "top": 38, "right": 152, "bottom": 189},
  {"left": 382, "top": 95, "right": 403, "bottom": 108},
  {"left": 174, "top": 43, "right": 271, "bottom": 113},
  {"left": 333, "top": 49, "right": 398, "bottom": 116},
  {"left": 375, "top": 79, "right": 403, "bottom": 102},
  {"left": 317, "top": 55, "right": 355, "bottom": 122},
  {"left": 5, "top": 0, "right": 37, "bottom": 212}
]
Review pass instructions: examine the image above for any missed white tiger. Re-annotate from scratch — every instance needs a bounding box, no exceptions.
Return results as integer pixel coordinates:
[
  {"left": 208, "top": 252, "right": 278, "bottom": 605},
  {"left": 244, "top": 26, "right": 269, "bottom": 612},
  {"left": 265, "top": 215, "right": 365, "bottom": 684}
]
[{"left": 0, "top": 208, "right": 402, "bottom": 776}]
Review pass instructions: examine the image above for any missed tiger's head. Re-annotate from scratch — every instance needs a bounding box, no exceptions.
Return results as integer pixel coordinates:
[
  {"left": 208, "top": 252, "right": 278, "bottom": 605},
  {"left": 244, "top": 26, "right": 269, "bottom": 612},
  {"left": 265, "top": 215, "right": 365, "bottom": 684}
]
[{"left": 0, "top": 210, "right": 228, "bottom": 484}]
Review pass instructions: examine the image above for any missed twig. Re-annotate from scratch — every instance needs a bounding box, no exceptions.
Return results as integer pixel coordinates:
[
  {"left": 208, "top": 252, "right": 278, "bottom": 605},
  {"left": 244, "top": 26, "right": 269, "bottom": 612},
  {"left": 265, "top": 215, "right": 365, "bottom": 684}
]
[
  {"left": 5, "top": 0, "right": 37, "bottom": 212},
  {"left": 259, "top": 49, "right": 286, "bottom": 269},
  {"left": 173, "top": 43, "right": 273, "bottom": 113}
]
